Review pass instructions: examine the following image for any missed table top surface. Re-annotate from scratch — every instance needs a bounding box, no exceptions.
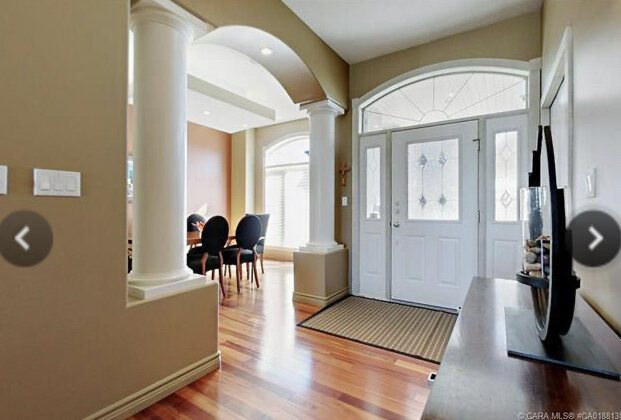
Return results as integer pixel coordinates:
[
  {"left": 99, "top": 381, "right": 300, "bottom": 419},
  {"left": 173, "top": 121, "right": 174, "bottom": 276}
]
[
  {"left": 129, "top": 232, "right": 234, "bottom": 247},
  {"left": 187, "top": 231, "right": 201, "bottom": 245},
  {"left": 422, "top": 277, "right": 621, "bottom": 419}
]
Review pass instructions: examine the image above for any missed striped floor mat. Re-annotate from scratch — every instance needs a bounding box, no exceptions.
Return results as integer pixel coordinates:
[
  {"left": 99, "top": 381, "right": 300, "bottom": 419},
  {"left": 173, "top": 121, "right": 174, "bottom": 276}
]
[{"left": 298, "top": 296, "right": 457, "bottom": 363}]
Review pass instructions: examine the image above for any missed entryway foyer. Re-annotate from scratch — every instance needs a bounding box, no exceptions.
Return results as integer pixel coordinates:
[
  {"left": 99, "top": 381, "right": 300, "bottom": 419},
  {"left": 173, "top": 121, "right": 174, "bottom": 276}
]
[{"left": 354, "top": 63, "right": 536, "bottom": 310}]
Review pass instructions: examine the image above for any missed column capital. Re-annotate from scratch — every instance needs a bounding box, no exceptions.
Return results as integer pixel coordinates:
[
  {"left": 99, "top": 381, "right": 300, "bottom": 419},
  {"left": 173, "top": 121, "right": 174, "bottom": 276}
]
[
  {"left": 300, "top": 99, "right": 345, "bottom": 116},
  {"left": 131, "top": 0, "right": 211, "bottom": 42}
]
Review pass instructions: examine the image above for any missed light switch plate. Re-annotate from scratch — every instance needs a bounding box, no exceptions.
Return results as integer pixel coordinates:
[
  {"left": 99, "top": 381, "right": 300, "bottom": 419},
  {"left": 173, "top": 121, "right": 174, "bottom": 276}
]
[
  {"left": 341, "top": 196, "right": 348, "bottom": 207},
  {"left": 34, "top": 169, "right": 81, "bottom": 197},
  {"left": 0, "top": 165, "right": 7, "bottom": 195},
  {"left": 585, "top": 168, "right": 596, "bottom": 198}
]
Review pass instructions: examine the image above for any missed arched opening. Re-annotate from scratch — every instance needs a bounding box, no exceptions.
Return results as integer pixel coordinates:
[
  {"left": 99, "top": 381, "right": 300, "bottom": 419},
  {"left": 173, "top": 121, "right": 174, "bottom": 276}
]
[
  {"left": 263, "top": 135, "right": 310, "bottom": 249},
  {"left": 126, "top": 2, "right": 336, "bottom": 299}
]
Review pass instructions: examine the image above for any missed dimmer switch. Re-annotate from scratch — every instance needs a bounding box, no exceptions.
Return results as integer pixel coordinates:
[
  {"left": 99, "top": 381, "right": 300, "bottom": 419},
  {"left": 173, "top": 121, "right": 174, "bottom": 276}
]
[{"left": 34, "top": 169, "right": 81, "bottom": 197}]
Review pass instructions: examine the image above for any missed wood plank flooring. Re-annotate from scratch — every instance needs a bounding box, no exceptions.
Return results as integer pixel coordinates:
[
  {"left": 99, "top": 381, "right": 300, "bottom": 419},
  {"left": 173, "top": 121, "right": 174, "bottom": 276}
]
[{"left": 130, "top": 261, "right": 436, "bottom": 419}]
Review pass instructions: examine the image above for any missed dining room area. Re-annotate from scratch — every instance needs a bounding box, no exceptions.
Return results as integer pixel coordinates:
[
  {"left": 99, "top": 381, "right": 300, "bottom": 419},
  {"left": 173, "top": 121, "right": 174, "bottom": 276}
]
[{"left": 125, "top": 102, "right": 292, "bottom": 303}]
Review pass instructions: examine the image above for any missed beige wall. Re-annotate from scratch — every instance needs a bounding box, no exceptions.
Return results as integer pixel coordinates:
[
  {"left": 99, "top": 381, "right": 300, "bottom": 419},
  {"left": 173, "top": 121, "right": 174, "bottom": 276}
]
[
  {"left": 336, "top": 111, "right": 353, "bottom": 251},
  {"left": 350, "top": 11, "right": 542, "bottom": 99},
  {"left": 542, "top": 0, "right": 621, "bottom": 333},
  {"left": 0, "top": 1, "right": 218, "bottom": 418},
  {"left": 127, "top": 106, "right": 232, "bottom": 235},
  {"left": 230, "top": 129, "right": 255, "bottom": 228},
  {"left": 186, "top": 122, "right": 231, "bottom": 219}
]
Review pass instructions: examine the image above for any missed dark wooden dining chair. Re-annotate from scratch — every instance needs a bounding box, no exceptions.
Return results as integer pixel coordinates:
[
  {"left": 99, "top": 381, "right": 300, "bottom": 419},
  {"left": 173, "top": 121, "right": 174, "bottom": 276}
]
[
  {"left": 187, "top": 213, "right": 205, "bottom": 233},
  {"left": 221, "top": 215, "right": 262, "bottom": 293},
  {"left": 246, "top": 213, "right": 270, "bottom": 273},
  {"left": 186, "top": 215, "right": 229, "bottom": 299}
]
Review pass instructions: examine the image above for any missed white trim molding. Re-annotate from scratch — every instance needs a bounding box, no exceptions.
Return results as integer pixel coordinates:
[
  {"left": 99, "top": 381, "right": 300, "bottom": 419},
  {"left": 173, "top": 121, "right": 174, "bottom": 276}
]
[
  {"left": 540, "top": 26, "right": 574, "bottom": 213},
  {"left": 293, "top": 288, "right": 349, "bottom": 307},
  {"left": 541, "top": 27, "right": 573, "bottom": 109},
  {"left": 85, "top": 352, "right": 221, "bottom": 420}
]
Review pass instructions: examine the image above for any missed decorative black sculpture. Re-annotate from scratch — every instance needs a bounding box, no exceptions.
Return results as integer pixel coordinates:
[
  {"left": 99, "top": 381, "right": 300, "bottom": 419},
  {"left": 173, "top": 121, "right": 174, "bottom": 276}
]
[
  {"left": 506, "top": 126, "right": 618, "bottom": 379},
  {"left": 516, "top": 125, "right": 580, "bottom": 342}
]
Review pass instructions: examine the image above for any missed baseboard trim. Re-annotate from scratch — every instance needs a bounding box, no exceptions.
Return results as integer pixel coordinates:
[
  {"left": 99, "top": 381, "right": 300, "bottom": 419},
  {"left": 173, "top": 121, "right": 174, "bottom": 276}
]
[
  {"left": 293, "top": 288, "right": 349, "bottom": 307},
  {"left": 85, "top": 351, "right": 221, "bottom": 420}
]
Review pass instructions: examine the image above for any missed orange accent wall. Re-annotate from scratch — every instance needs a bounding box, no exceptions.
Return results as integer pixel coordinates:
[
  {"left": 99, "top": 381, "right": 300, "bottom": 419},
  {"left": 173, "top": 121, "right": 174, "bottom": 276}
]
[
  {"left": 127, "top": 105, "right": 231, "bottom": 234},
  {"left": 186, "top": 121, "right": 231, "bottom": 220}
]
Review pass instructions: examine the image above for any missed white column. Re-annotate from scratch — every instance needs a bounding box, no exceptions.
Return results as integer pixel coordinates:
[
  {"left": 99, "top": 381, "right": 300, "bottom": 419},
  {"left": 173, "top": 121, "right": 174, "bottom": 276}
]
[
  {"left": 128, "top": 2, "right": 203, "bottom": 299},
  {"left": 299, "top": 99, "right": 344, "bottom": 253}
]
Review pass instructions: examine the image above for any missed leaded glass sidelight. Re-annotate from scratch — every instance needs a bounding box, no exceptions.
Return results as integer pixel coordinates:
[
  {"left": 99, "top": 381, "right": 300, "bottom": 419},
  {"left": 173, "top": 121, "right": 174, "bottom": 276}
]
[
  {"left": 362, "top": 70, "right": 527, "bottom": 133},
  {"left": 366, "top": 147, "right": 381, "bottom": 219},
  {"left": 407, "top": 138, "right": 459, "bottom": 220},
  {"left": 495, "top": 131, "right": 519, "bottom": 221}
]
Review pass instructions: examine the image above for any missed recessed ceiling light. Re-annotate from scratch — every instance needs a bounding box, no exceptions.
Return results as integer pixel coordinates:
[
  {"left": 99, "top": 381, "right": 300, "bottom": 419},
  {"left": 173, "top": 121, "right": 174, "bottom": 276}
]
[
  {"left": 242, "top": 123, "right": 248, "bottom": 128},
  {"left": 202, "top": 110, "right": 211, "bottom": 116},
  {"left": 260, "top": 47, "right": 273, "bottom": 56}
]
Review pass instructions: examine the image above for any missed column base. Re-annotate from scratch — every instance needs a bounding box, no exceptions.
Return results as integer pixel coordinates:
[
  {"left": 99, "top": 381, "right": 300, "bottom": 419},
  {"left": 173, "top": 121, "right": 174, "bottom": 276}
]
[
  {"left": 128, "top": 273, "right": 207, "bottom": 300},
  {"left": 128, "top": 266, "right": 194, "bottom": 286},
  {"left": 298, "top": 242, "right": 344, "bottom": 254},
  {"left": 293, "top": 247, "right": 349, "bottom": 308}
]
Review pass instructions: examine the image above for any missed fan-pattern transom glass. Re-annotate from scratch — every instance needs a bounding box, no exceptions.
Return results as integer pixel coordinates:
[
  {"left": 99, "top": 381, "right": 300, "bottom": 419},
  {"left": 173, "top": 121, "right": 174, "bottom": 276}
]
[
  {"left": 407, "top": 138, "right": 459, "bottom": 220},
  {"left": 362, "top": 70, "right": 527, "bottom": 133},
  {"left": 494, "top": 131, "right": 519, "bottom": 221}
]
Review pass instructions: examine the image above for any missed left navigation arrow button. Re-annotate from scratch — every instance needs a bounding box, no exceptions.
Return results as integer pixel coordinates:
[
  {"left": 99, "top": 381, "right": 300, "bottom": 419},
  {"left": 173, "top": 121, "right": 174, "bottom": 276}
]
[
  {"left": 0, "top": 211, "right": 53, "bottom": 267},
  {"left": 15, "top": 225, "right": 30, "bottom": 251}
]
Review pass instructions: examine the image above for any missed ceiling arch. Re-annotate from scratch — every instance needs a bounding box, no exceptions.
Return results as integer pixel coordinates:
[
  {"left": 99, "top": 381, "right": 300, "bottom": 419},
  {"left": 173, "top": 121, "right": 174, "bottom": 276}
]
[{"left": 197, "top": 25, "right": 326, "bottom": 106}]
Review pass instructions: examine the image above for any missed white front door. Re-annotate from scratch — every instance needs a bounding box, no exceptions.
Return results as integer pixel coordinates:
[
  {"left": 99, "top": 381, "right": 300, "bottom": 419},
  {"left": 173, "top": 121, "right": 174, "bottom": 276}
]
[{"left": 391, "top": 121, "right": 479, "bottom": 309}]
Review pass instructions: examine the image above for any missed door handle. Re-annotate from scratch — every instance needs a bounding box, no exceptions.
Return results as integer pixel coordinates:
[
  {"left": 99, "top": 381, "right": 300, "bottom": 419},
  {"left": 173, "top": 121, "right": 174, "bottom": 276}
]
[{"left": 393, "top": 221, "right": 400, "bottom": 228}]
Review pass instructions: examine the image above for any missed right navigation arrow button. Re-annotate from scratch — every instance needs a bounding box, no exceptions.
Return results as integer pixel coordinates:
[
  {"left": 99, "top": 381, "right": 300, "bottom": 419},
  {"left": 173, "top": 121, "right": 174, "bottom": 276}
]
[
  {"left": 568, "top": 210, "right": 620, "bottom": 267},
  {"left": 588, "top": 225, "right": 603, "bottom": 251}
]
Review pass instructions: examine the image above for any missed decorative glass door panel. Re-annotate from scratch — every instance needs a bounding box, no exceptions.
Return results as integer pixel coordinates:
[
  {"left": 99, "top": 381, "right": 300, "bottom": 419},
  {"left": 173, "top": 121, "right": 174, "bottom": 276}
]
[
  {"left": 407, "top": 138, "right": 459, "bottom": 221},
  {"left": 391, "top": 121, "right": 479, "bottom": 309}
]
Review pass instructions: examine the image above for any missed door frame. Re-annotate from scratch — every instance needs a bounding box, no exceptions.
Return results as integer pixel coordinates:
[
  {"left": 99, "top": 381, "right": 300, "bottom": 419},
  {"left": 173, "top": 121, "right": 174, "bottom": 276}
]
[
  {"left": 540, "top": 26, "right": 574, "bottom": 216},
  {"left": 351, "top": 58, "right": 541, "bottom": 300}
]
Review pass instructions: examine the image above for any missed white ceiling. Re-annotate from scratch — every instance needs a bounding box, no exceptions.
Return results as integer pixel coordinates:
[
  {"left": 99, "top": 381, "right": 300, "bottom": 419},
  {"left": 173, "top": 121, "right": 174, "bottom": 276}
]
[
  {"left": 129, "top": 30, "right": 307, "bottom": 134},
  {"left": 187, "top": 41, "right": 306, "bottom": 133},
  {"left": 282, "top": 0, "right": 542, "bottom": 64}
]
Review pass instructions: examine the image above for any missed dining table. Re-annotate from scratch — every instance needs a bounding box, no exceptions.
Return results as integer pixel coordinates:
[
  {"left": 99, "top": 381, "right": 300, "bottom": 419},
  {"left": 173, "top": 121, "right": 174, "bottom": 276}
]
[{"left": 128, "top": 232, "right": 235, "bottom": 247}]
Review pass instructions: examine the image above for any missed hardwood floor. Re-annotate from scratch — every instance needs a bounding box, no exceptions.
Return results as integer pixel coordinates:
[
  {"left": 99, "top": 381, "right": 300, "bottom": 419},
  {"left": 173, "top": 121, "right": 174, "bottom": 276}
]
[{"left": 130, "top": 261, "right": 436, "bottom": 420}]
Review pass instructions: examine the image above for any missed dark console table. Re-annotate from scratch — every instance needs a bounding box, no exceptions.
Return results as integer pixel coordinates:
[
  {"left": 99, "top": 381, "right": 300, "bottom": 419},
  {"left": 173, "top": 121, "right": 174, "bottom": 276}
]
[{"left": 422, "top": 277, "right": 621, "bottom": 419}]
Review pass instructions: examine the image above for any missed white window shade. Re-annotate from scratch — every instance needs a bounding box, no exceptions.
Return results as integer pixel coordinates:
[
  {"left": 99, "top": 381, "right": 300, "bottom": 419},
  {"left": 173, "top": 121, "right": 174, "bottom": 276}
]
[{"left": 264, "top": 136, "right": 310, "bottom": 248}]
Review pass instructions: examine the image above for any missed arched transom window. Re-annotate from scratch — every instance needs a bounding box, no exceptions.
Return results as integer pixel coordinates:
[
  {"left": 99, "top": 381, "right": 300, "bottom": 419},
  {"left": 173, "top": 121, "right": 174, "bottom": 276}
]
[{"left": 361, "top": 69, "right": 528, "bottom": 133}]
